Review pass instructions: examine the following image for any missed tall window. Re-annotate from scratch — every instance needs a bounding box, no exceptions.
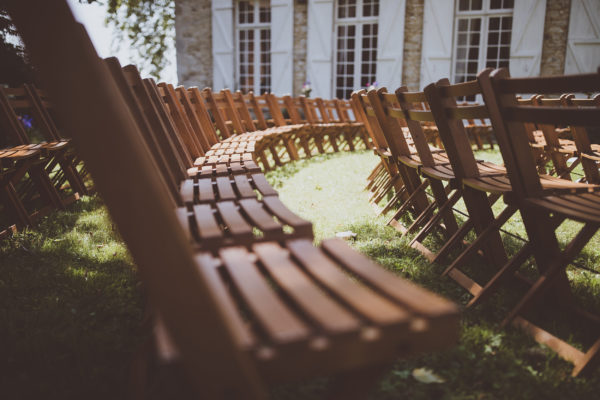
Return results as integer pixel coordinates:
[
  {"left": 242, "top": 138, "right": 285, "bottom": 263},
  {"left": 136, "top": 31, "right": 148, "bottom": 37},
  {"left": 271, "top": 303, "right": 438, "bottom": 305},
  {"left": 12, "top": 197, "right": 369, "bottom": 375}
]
[
  {"left": 334, "top": 0, "right": 379, "bottom": 99},
  {"left": 236, "top": 0, "right": 271, "bottom": 93},
  {"left": 452, "top": 0, "right": 513, "bottom": 99}
]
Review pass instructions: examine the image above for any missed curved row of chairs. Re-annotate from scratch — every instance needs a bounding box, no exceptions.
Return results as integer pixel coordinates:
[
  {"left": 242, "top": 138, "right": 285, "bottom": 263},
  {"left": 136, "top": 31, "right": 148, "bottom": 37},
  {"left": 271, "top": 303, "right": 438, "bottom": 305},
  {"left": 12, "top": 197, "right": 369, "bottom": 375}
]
[
  {"left": 352, "top": 69, "right": 600, "bottom": 377},
  {"left": 6, "top": 2, "right": 463, "bottom": 398}
]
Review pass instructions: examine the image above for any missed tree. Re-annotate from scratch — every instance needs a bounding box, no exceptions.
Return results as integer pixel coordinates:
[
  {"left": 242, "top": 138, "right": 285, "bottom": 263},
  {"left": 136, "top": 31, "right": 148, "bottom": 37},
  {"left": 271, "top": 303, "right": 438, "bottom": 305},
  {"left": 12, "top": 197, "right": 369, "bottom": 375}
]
[
  {"left": 0, "top": 0, "right": 175, "bottom": 82},
  {"left": 0, "top": 7, "right": 35, "bottom": 85},
  {"left": 98, "top": 0, "right": 175, "bottom": 79}
]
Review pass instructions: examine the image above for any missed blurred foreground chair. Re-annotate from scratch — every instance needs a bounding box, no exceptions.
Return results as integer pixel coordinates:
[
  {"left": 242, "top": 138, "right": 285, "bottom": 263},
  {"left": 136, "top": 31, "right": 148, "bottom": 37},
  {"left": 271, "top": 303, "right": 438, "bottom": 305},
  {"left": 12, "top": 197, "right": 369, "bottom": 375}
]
[{"left": 9, "top": 1, "right": 460, "bottom": 397}]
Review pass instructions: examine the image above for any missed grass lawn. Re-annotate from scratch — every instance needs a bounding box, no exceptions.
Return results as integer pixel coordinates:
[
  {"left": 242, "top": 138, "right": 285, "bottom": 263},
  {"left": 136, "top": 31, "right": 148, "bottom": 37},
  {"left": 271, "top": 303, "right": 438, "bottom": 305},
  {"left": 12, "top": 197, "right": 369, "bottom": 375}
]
[{"left": 2, "top": 150, "right": 600, "bottom": 399}]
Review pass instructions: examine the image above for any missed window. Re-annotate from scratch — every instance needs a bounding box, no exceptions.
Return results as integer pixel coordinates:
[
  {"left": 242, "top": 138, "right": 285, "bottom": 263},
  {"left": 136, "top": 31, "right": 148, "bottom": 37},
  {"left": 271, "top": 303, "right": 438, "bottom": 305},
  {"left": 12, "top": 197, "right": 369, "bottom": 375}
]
[
  {"left": 453, "top": 0, "right": 513, "bottom": 99},
  {"left": 334, "top": 0, "right": 379, "bottom": 99},
  {"left": 236, "top": 0, "right": 271, "bottom": 93}
]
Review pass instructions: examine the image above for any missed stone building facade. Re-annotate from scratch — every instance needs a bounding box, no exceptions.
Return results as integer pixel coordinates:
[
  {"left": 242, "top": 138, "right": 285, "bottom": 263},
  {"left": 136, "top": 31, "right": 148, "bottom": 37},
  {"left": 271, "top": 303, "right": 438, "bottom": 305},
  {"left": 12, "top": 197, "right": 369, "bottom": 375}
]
[{"left": 175, "top": 0, "right": 600, "bottom": 97}]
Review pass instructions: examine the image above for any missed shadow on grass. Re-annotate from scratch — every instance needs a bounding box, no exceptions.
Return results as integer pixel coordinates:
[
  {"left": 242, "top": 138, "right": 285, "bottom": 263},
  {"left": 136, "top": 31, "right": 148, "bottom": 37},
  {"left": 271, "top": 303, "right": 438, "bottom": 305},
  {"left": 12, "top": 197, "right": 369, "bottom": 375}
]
[{"left": 0, "top": 195, "right": 146, "bottom": 400}]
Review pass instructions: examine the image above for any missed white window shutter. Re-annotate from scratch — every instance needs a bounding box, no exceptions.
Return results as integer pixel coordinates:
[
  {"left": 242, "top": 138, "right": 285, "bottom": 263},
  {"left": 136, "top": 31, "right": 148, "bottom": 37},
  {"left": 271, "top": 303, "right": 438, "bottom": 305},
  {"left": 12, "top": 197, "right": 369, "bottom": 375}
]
[
  {"left": 419, "top": 0, "right": 454, "bottom": 89},
  {"left": 212, "top": 0, "right": 234, "bottom": 90},
  {"left": 376, "top": 0, "right": 406, "bottom": 90},
  {"left": 307, "top": 0, "right": 334, "bottom": 98},
  {"left": 565, "top": 0, "right": 600, "bottom": 74},
  {"left": 509, "top": 0, "right": 546, "bottom": 77},
  {"left": 270, "top": 0, "right": 294, "bottom": 95}
]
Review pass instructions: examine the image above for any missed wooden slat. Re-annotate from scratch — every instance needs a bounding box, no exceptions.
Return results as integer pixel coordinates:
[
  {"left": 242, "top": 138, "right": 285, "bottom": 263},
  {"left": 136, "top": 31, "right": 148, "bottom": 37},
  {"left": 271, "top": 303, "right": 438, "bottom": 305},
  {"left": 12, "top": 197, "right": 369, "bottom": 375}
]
[
  {"left": 253, "top": 242, "right": 361, "bottom": 334},
  {"left": 220, "top": 246, "right": 311, "bottom": 343},
  {"left": 197, "top": 178, "right": 215, "bottom": 203},
  {"left": 234, "top": 174, "right": 257, "bottom": 198},
  {"left": 216, "top": 201, "right": 253, "bottom": 243},
  {"left": 191, "top": 204, "right": 223, "bottom": 248},
  {"left": 287, "top": 239, "right": 409, "bottom": 325},
  {"left": 262, "top": 196, "right": 313, "bottom": 238},
  {"left": 251, "top": 173, "right": 278, "bottom": 196},
  {"left": 321, "top": 238, "right": 458, "bottom": 318},
  {"left": 216, "top": 176, "right": 236, "bottom": 201},
  {"left": 238, "top": 198, "right": 283, "bottom": 237}
]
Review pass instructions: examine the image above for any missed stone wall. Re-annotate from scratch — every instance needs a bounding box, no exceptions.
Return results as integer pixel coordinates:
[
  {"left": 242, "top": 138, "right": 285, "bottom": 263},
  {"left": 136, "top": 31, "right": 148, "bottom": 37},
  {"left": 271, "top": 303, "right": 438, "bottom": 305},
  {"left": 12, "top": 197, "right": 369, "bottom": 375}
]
[
  {"left": 401, "top": 0, "right": 424, "bottom": 91},
  {"left": 293, "top": 1, "right": 308, "bottom": 96},
  {"left": 540, "top": 0, "right": 570, "bottom": 76},
  {"left": 175, "top": 0, "right": 213, "bottom": 88}
]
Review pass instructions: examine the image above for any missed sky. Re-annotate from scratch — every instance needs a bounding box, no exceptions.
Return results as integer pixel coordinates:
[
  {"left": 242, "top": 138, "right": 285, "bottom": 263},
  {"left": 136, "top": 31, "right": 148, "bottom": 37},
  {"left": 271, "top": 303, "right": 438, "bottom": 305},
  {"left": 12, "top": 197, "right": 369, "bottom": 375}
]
[{"left": 66, "top": 0, "right": 178, "bottom": 83}]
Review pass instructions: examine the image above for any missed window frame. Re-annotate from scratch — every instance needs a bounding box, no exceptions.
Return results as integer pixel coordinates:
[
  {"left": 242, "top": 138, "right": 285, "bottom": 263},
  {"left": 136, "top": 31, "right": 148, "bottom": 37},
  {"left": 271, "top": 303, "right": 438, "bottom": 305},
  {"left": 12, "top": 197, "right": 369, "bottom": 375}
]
[
  {"left": 235, "top": 0, "right": 272, "bottom": 94},
  {"left": 451, "top": 0, "right": 513, "bottom": 97},
  {"left": 333, "top": 0, "right": 379, "bottom": 99}
]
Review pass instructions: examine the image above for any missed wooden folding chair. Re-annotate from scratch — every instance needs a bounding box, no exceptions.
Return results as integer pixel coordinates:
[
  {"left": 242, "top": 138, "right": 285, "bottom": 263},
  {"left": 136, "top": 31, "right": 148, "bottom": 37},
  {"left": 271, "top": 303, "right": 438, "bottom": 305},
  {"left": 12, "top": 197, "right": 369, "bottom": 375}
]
[
  {"left": 385, "top": 87, "right": 462, "bottom": 261},
  {"left": 351, "top": 89, "right": 406, "bottom": 216},
  {"left": 0, "top": 86, "right": 85, "bottom": 203},
  {"left": 10, "top": 1, "right": 460, "bottom": 396},
  {"left": 479, "top": 66, "right": 600, "bottom": 376},
  {"left": 0, "top": 88, "right": 70, "bottom": 229}
]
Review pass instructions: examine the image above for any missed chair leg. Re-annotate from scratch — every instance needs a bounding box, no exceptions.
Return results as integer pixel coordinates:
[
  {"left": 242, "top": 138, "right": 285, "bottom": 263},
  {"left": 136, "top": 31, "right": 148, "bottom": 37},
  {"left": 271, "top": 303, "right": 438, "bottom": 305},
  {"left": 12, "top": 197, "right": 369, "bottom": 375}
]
[
  {"left": 502, "top": 222, "right": 598, "bottom": 328},
  {"left": 433, "top": 218, "right": 473, "bottom": 264}
]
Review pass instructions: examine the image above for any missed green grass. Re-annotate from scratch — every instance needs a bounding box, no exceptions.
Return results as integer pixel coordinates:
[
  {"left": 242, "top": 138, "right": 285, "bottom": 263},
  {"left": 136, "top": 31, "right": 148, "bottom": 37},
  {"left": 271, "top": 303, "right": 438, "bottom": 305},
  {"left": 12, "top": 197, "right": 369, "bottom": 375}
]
[
  {"left": 2, "top": 150, "right": 600, "bottom": 399},
  {"left": 266, "top": 150, "right": 600, "bottom": 399},
  {"left": 0, "top": 196, "right": 145, "bottom": 399}
]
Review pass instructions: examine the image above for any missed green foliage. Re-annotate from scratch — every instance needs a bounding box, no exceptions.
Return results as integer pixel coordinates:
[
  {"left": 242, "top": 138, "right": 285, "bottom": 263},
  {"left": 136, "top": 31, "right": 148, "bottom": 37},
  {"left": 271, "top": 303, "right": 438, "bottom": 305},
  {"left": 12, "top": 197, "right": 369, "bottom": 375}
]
[
  {"left": 100, "top": 0, "right": 175, "bottom": 79},
  {"left": 0, "top": 195, "right": 145, "bottom": 398},
  {"left": 0, "top": 6, "right": 35, "bottom": 85}
]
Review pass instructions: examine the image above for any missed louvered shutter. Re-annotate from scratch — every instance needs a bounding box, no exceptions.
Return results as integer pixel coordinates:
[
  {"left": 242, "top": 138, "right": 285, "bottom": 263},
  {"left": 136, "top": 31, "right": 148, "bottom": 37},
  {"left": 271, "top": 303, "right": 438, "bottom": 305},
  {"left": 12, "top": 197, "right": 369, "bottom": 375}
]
[
  {"left": 270, "top": 0, "right": 294, "bottom": 95},
  {"left": 509, "top": 0, "right": 546, "bottom": 77},
  {"left": 419, "top": 0, "right": 454, "bottom": 89},
  {"left": 376, "top": 0, "right": 406, "bottom": 89},
  {"left": 565, "top": 0, "right": 600, "bottom": 74},
  {"left": 212, "top": 0, "right": 235, "bottom": 90},
  {"left": 307, "top": 0, "right": 334, "bottom": 98}
]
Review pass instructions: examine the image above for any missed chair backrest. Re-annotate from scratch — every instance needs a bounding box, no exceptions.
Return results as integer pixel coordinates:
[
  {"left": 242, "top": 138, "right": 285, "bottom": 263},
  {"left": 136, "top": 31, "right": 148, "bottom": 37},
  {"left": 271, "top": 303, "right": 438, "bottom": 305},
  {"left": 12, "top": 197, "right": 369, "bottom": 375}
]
[
  {"left": 0, "top": 86, "right": 33, "bottom": 145},
  {"left": 104, "top": 58, "right": 181, "bottom": 206},
  {"left": 562, "top": 93, "right": 600, "bottom": 183},
  {"left": 394, "top": 87, "right": 439, "bottom": 168},
  {"left": 200, "top": 88, "right": 234, "bottom": 139},
  {"left": 352, "top": 89, "right": 389, "bottom": 151},
  {"left": 478, "top": 67, "right": 600, "bottom": 199},
  {"left": 264, "top": 94, "right": 293, "bottom": 126},
  {"left": 184, "top": 87, "right": 221, "bottom": 147},
  {"left": 240, "top": 91, "right": 270, "bottom": 130},
  {"left": 7, "top": 1, "right": 265, "bottom": 396},
  {"left": 0, "top": 85, "right": 64, "bottom": 145},
  {"left": 157, "top": 82, "right": 205, "bottom": 158},
  {"left": 364, "top": 87, "right": 413, "bottom": 159},
  {"left": 424, "top": 78, "right": 489, "bottom": 180}
]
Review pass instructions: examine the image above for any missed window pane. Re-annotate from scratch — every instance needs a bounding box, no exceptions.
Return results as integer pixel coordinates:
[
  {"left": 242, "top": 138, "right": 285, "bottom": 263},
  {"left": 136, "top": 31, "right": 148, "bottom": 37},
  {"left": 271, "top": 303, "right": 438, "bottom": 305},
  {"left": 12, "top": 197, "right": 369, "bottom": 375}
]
[
  {"left": 489, "top": 17, "right": 500, "bottom": 30},
  {"left": 471, "top": 0, "right": 482, "bottom": 10},
  {"left": 259, "top": 2, "right": 271, "bottom": 23},
  {"left": 458, "top": 0, "right": 469, "bottom": 11}
]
